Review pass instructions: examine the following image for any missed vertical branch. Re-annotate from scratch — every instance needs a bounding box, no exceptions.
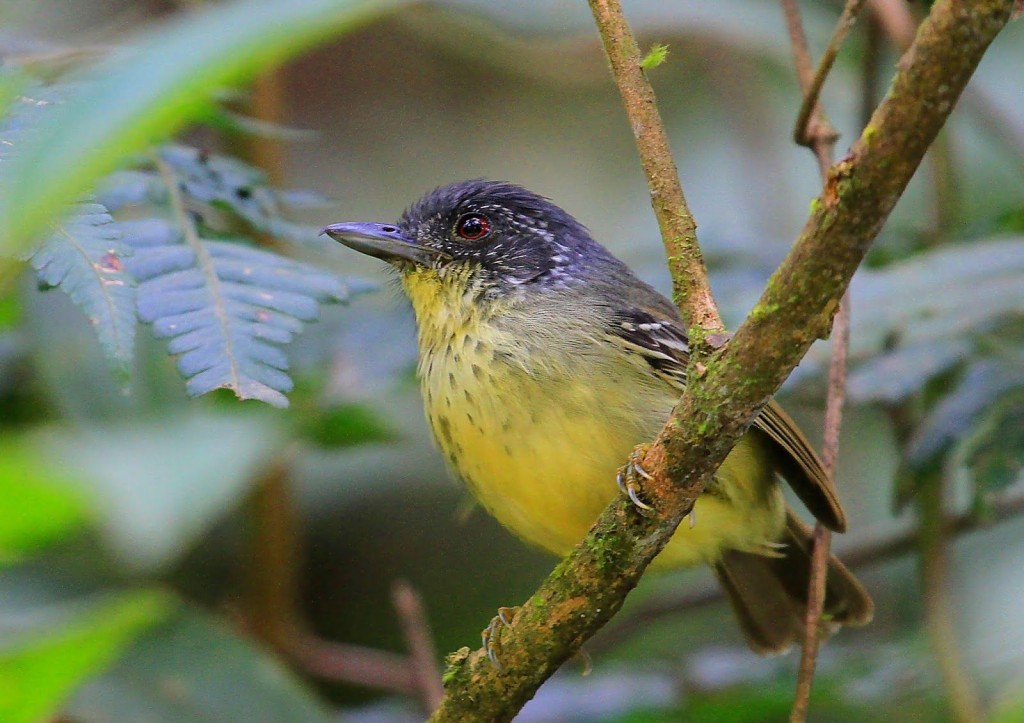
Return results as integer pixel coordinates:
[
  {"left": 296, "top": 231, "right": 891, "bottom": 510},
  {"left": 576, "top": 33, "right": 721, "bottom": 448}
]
[
  {"left": 778, "top": 2, "right": 864, "bottom": 720},
  {"left": 792, "top": 294, "right": 851, "bottom": 723},
  {"left": 246, "top": 71, "right": 288, "bottom": 185},
  {"left": 244, "top": 457, "right": 302, "bottom": 649},
  {"left": 586, "top": 0, "right": 723, "bottom": 335},
  {"left": 236, "top": 67, "right": 305, "bottom": 653}
]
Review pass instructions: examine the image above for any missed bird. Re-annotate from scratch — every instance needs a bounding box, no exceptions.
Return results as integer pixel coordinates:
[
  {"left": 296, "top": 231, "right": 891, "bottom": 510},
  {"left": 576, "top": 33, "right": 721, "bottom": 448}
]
[{"left": 323, "top": 179, "right": 873, "bottom": 654}]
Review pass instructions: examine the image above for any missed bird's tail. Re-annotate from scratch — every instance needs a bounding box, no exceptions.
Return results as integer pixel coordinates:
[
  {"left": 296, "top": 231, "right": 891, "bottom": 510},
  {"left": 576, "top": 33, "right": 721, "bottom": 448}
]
[{"left": 712, "top": 509, "right": 873, "bottom": 654}]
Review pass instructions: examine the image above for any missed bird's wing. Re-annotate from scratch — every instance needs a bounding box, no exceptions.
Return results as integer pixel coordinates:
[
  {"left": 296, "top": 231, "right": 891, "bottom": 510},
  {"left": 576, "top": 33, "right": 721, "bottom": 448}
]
[
  {"left": 606, "top": 307, "right": 691, "bottom": 388},
  {"left": 606, "top": 307, "right": 847, "bottom": 532}
]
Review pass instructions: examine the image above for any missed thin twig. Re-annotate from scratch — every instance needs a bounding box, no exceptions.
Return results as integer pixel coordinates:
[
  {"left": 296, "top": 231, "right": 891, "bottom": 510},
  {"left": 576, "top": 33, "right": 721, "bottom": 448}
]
[
  {"left": 234, "top": 65, "right": 304, "bottom": 655},
  {"left": 779, "top": 2, "right": 863, "bottom": 718},
  {"left": 392, "top": 580, "right": 444, "bottom": 712},
  {"left": 288, "top": 632, "right": 419, "bottom": 693},
  {"left": 792, "top": 0, "right": 867, "bottom": 152},
  {"left": 792, "top": 293, "right": 851, "bottom": 722},
  {"left": 586, "top": 0, "right": 722, "bottom": 335}
]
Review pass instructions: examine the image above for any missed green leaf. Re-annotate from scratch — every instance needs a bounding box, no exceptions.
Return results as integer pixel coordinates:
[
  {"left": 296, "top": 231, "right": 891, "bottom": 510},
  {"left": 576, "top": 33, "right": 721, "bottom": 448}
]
[
  {"left": 640, "top": 43, "right": 670, "bottom": 71},
  {"left": 0, "top": 295, "right": 20, "bottom": 330},
  {"left": 41, "top": 411, "right": 285, "bottom": 570},
  {"left": 63, "top": 606, "right": 331, "bottom": 722},
  {"left": 993, "top": 681, "right": 1024, "bottom": 723},
  {"left": 0, "top": 0, "right": 404, "bottom": 253},
  {"left": 296, "top": 401, "right": 396, "bottom": 448},
  {"left": 0, "top": 438, "right": 89, "bottom": 562},
  {"left": 0, "top": 588, "right": 173, "bottom": 723}
]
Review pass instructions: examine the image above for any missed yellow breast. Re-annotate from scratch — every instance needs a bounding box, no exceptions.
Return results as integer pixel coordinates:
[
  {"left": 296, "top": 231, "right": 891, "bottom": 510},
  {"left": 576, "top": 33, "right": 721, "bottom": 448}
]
[{"left": 401, "top": 267, "right": 786, "bottom": 569}]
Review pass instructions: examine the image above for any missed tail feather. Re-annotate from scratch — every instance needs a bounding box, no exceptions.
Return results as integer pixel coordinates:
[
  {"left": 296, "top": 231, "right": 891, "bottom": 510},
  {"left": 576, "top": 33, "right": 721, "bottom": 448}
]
[{"left": 713, "top": 509, "right": 873, "bottom": 654}]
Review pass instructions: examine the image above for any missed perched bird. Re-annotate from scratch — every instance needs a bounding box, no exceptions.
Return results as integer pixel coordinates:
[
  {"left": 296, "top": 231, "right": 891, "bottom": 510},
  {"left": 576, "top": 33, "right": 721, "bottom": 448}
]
[{"left": 323, "top": 180, "right": 872, "bottom": 653}]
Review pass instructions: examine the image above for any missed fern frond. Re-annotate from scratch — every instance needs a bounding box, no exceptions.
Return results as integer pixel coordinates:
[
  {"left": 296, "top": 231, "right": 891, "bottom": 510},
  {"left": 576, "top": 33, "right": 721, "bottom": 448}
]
[
  {"left": 2, "top": 82, "right": 138, "bottom": 373},
  {"left": 28, "top": 205, "right": 137, "bottom": 373},
  {"left": 160, "top": 144, "right": 320, "bottom": 245},
  {"left": 5, "top": 79, "right": 370, "bottom": 404},
  {"left": 117, "top": 156, "right": 354, "bottom": 407}
]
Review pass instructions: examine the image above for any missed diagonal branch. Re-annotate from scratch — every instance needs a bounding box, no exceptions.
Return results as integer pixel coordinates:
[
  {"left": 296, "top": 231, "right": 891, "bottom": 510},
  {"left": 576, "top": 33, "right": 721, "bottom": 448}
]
[{"left": 428, "top": 2, "right": 1015, "bottom": 721}]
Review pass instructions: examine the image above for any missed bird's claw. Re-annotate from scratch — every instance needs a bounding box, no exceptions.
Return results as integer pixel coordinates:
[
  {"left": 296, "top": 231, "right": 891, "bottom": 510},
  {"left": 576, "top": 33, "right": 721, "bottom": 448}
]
[
  {"left": 616, "top": 447, "right": 656, "bottom": 515},
  {"left": 482, "top": 606, "right": 519, "bottom": 670}
]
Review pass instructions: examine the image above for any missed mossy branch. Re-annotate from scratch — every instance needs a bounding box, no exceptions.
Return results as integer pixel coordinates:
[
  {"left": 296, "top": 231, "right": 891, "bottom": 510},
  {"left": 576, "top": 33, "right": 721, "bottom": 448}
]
[{"left": 428, "top": 2, "right": 1015, "bottom": 721}]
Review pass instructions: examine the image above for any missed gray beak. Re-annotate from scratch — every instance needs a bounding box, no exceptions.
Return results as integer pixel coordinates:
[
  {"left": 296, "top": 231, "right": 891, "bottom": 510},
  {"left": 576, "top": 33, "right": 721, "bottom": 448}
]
[{"left": 321, "top": 222, "right": 449, "bottom": 266}]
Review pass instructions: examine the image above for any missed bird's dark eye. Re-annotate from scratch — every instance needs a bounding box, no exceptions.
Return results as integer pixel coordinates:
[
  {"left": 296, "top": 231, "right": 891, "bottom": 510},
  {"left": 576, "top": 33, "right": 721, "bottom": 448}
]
[{"left": 454, "top": 213, "right": 491, "bottom": 241}]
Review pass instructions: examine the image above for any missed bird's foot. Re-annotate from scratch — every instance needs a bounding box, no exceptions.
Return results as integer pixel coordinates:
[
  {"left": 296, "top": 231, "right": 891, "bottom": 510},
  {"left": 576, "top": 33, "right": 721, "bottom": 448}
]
[
  {"left": 616, "top": 445, "right": 657, "bottom": 516},
  {"left": 481, "top": 605, "right": 519, "bottom": 671},
  {"left": 616, "top": 446, "right": 698, "bottom": 527}
]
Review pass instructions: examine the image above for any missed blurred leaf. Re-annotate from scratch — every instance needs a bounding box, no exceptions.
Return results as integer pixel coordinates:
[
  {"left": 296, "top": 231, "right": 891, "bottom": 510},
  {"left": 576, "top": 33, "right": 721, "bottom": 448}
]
[
  {"left": 799, "top": 238, "right": 1024, "bottom": 400},
  {"left": 296, "top": 401, "right": 396, "bottom": 448},
  {"left": 0, "top": 588, "right": 172, "bottom": 723},
  {"left": 0, "top": 0, "right": 404, "bottom": 253},
  {"left": 96, "top": 170, "right": 166, "bottom": 211},
  {"left": 97, "top": 145, "right": 375, "bottom": 405},
  {"left": 958, "top": 389, "right": 1024, "bottom": 493},
  {"left": 907, "top": 359, "right": 1024, "bottom": 466},
  {"left": 976, "top": 204, "right": 1024, "bottom": 236},
  {"left": 855, "top": 238, "right": 1024, "bottom": 351},
  {"left": 0, "top": 437, "right": 89, "bottom": 562},
  {"left": 202, "top": 107, "right": 321, "bottom": 145},
  {"left": 993, "top": 681, "right": 1024, "bottom": 723},
  {"left": 40, "top": 411, "right": 285, "bottom": 570},
  {"left": 64, "top": 605, "right": 331, "bottom": 723},
  {"left": 160, "top": 144, "right": 327, "bottom": 246},
  {"left": 846, "top": 339, "right": 971, "bottom": 403},
  {"left": 26, "top": 204, "right": 137, "bottom": 374},
  {"left": 0, "top": 294, "right": 20, "bottom": 329},
  {"left": 0, "top": 67, "right": 21, "bottom": 112},
  {"left": 0, "top": 74, "right": 56, "bottom": 170}
]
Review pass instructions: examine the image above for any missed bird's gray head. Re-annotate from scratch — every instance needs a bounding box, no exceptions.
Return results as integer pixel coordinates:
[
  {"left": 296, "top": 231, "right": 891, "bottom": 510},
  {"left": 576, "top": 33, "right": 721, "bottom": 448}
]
[{"left": 323, "top": 180, "right": 619, "bottom": 295}]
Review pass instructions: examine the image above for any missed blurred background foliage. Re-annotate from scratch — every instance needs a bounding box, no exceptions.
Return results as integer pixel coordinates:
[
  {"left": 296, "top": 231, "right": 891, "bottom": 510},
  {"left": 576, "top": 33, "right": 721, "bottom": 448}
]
[{"left": 0, "top": 0, "right": 1022, "bottom": 720}]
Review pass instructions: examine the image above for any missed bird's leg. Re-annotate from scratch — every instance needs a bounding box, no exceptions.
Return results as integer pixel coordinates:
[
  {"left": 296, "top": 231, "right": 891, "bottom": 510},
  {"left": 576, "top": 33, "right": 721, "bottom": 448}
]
[
  {"left": 616, "top": 445, "right": 656, "bottom": 515},
  {"left": 481, "top": 605, "right": 519, "bottom": 670}
]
